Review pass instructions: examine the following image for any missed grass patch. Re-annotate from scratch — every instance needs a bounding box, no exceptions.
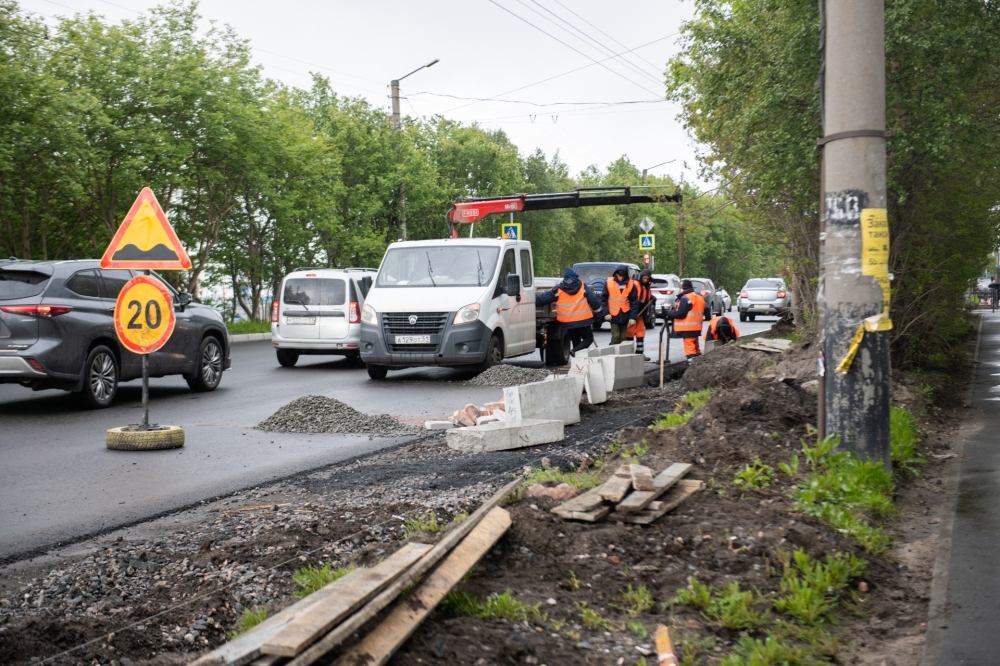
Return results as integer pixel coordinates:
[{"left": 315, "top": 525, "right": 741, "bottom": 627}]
[
  {"left": 733, "top": 459, "right": 774, "bottom": 490},
  {"left": 404, "top": 511, "right": 441, "bottom": 537},
  {"left": 677, "top": 633, "right": 717, "bottom": 666},
  {"left": 890, "top": 406, "right": 926, "bottom": 476},
  {"left": 442, "top": 590, "right": 543, "bottom": 622},
  {"left": 670, "top": 578, "right": 769, "bottom": 631},
  {"left": 792, "top": 435, "right": 895, "bottom": 554},
  {"left": 450, "top": 511, "right": 469, "bottom": 524},
  {"left": 772, "top": 550, "right": 867, "bottom": 625},
  {"left": 566, "top": 570, "right": 584, "bottom": 591},
  {"left": 609, "top": 440, "right": 649, "bottom": 462},
  {"left": 653, "top": 388, "right": 716, "bottom": 429},
  {"left": 293, "top": 563, "right": 355, "bottom": 597},
  {"left": 227, "top": 606, "right": 268, "bottom": 638},
  {"left": 577, "top": 602, "right": 616, "bottom": 630},
  {"left": 522, "top": 466, "right": 601, "bottom": 491},
  {"left": 626, "top": 620, "right": 648, "bottom": 639},
  {"left": 611, "top": 584, "right": 655, "bottom": 618},
  {"left": 226, "top": 320, "right": 272, "bottom": 334}
]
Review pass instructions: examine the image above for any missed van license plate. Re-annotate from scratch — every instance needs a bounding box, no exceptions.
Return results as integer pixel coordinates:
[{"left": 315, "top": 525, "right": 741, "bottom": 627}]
[
  {"left": 395, "top": 335, "right": 431, "bottom": 344},
  {"left": 286, "top": 317, "right": 316, "bottom": 325}
]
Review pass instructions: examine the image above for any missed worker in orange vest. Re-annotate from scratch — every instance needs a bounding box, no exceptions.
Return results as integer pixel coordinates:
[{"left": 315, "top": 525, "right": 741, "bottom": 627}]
[
  {"left": 600, "top": 265, "right": 638, "bottom": 345},
  {"left": 626, "top": 269, "right": 656, "bottom": 360},
  {"left": 664, "top": 279, "right": 706, "bottom": 359},
  {"left": 705, "top": 313, "right": 740, "bottom": 344},
  {"left": 536, "top": 268, "right": 602, "bottom": 354}
]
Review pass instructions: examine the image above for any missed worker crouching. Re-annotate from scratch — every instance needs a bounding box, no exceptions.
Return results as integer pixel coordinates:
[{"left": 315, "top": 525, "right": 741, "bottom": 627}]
[
  {"left": 664, "top": 279, "right": 706, "bottom": 359},
  {"left": 601, "top": 265, "right": 639, "bottom": 346},
  {"left": 537, "top": 268, "right": 603, "bottom": 354},
  {"left": 626, "top": 269, "right": 656, "bottom": 360},
  {"left": 705, "top": 313, "right": 740, "bottom": 344}
]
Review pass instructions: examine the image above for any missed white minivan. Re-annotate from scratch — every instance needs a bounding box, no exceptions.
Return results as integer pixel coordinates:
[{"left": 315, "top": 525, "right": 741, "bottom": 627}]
[
  {"left": 359, "top": 238, "right": 537, "bottom": 379},
  {"left": 270, "top": 267, "right": 376, "bottom": 367}
]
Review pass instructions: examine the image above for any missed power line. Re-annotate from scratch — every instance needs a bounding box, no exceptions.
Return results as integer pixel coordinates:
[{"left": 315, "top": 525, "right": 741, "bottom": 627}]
[
  {"left": 439, "top": 32, "right": 677, "bottom": 115},
  {"left": 549, "top": 0, "right": 665, "bottom": 73},
  {"left": 521, "top": 0, "right": 664, "bottom": 87},
  {"left": 409, "top": 92, "right": 663, "bottom": 107},
  {"left": 484, "top": 0, "right": 663, "bottom": 97}
]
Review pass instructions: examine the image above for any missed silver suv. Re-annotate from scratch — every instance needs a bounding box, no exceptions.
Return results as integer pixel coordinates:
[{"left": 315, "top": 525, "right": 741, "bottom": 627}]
[{"left": 270, "top": 268, "right": 376, "bottom": 367}]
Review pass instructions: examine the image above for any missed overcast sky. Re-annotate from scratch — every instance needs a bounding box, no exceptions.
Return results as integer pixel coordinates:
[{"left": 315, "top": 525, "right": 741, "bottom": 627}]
[{"left": 19, "top": 0, "right": 706, "bottom": 184}]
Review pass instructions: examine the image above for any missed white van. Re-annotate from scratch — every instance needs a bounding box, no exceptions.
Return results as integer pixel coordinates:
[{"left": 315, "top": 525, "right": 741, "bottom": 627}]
[
  {"left": 270, "top": 267, "right": 376, "bottom": 367},
  {"left": 359, "top": 238, "right": 542, "bottom": 379}
]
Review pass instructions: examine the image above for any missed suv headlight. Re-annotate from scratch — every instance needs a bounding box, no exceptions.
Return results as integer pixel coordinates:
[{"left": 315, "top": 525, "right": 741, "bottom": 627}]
[
  {"left": 361, "top": 303, "right": 377, "bottom": 325},
  {"left": 453, "top": 303, "right": 481, "bottom": 325}
]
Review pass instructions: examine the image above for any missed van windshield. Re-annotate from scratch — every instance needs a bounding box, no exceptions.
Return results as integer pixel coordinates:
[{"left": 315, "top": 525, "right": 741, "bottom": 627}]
[{"left": 377, "top": 247, "right": 501, "bottom": 287}]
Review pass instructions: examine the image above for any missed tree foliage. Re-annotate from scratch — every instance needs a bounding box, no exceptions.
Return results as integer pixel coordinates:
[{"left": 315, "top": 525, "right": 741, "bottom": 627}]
[
  {"left": 0, "top": 0, "right": 777, "bottom": 319},
  {"left": 668, "top": 0, "right": 1000, "bottom": 367}
]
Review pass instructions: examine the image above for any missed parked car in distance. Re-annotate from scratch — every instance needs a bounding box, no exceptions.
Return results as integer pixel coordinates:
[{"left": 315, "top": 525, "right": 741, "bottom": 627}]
[
  {"left": 0, "top": 259, "right": 230, "bottom": 408},
  {"left": 571, "top": 262, "right": 641, "bottom": 330},
  {"left": 684, "top": 277, "right": 724, "bottom": 319},
  {"left": 651, "top": 273, "right": 682, "bottom": 319},
  {"left": 737, "top": 277, "right": 792, "bottom": 321},
  {"left": 270, "top": 267, "right": 376, "bottom": 367},
  {"left": 717, "top": 286, "right": 733, "bottom": 312}
]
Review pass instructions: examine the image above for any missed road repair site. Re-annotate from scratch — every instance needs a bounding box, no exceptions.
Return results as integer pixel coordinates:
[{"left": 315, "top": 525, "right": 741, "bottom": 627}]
[{"left": 0, "top": 317, "right": 974, "bottom": 666}]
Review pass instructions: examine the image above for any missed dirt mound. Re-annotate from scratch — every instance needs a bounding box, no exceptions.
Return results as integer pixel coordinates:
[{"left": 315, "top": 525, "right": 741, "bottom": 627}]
[
  {"left": 681, "top": 343, "right": 776, "bottom": 390},
  {"left": 469, "top": 364, "right": 550, "bottom": 387},
  {"left": 756, "top": 341, "right": 817, "bottom": 386},
  {"left": 255, "top": 395, "right": 420, "bottom": 436}
]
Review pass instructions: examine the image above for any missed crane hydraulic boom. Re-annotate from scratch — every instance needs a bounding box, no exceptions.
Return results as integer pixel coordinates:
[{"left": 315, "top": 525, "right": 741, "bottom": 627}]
[{"left": 446, "top": 186, "right": 682, "bottom": 238}]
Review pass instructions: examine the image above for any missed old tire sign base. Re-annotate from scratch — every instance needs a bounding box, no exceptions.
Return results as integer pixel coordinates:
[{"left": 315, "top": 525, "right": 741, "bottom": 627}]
[{"left": 105, "top": 274, "right": 185, "bottom": 449}]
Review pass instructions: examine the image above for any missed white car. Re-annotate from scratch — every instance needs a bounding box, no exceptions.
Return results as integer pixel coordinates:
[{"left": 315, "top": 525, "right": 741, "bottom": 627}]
[
  {"left": 270, "top": 267, "right": 376, "bottom": 367},
  {"left": 651, "top": 273, "right": 682, "bottom": 319}
]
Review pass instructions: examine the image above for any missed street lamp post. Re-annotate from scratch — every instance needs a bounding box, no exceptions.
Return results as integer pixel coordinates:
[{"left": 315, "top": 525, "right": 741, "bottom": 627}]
[{"left": 391, "top": 59, "right": 438, "bottom": 241}]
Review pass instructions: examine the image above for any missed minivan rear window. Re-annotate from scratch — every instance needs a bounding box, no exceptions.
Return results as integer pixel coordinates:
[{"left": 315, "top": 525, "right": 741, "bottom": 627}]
[
  {"left": 0, "top": 270, "right": 50, "bottom": 300},
  {"left": 283, "top": 278, "right": 345, "bottom": 306}
]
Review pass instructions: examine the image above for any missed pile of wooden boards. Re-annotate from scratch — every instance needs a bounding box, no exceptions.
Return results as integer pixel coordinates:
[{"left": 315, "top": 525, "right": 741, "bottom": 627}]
[
  {"left": 190, "top": 478, "right": 521, "bottom": 666},
  {"left": 551, "top": 463, "right": 703, "bottom": 524}
]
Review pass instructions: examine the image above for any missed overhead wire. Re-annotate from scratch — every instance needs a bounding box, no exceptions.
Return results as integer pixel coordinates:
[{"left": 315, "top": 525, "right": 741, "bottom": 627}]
[
  {"left": 409, "top": 93, "right": 663, "bottom": 107},
  {"left": 484, "top": 0, "right": 663, "bottom": 98},
  {"left": 549, "top": 0, "right": 666, "bottom": 73},
  {"left": 520, "top": 0, "right": 664, "bottom": 87}
]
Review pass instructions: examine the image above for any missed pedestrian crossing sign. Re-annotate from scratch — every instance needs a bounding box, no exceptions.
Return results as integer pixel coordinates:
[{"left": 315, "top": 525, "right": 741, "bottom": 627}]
[
  {"left": 502, "top": 223, "right": 521, "bottom": 240},
  {"left": 639, "top": 234, "right": 655, "bottom": 250}
]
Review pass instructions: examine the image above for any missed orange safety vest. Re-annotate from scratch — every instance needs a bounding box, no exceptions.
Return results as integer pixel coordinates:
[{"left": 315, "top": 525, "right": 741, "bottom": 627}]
[
  {"left": 705, "top": 315, "right": 740, "bottom": 340},
  {"left": 606, "top": 278, "right": 635, "bottom": 316},
  {"left": 673, "top": 292, "right": 706, "bottom": 333},
  {"left": 632, "top": 280, "right": 651, "bottom": 305},
  {"left": 553, "top": 288, "right": 592, "bottom": 323}
]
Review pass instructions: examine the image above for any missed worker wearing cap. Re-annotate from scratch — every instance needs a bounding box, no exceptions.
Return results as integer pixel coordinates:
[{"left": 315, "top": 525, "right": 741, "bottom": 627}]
[
  {"left": 664, "top": 279, "right": 706, "bottom": 358},
  {"left": 626, "top": 269, "right": 656, "bottom": 359},
  {"left": 601, "top": 265, "right": 639, "bottom": 345},
  {"left": 705, "top": 313, "right": 740, "bottom": 344},
  {"left": 536, "top": 268, "right": 602, "bottom": 354}
]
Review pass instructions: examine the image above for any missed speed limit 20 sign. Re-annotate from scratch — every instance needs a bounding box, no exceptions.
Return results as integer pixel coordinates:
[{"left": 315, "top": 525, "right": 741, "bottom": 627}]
[{"left": 114, "top": 275, "right": 176, "bottom": 354}]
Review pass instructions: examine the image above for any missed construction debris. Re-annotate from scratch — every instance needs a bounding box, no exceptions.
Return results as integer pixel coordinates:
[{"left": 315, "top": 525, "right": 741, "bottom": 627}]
[
  {"left": 740, "top": 338, "right": 793, "bottom": 353},
  {"left": 468, "top": 365, "right": 550, "bottom": 387},
  {"left": 551, "top": 462, "right": 699, "bottom": 523},
  {"left": 256, "top": 396, "right": 420, "bottom": 436}
]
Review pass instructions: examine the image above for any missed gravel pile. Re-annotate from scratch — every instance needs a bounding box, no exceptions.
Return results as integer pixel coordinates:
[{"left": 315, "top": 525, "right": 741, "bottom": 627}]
[
  {"left": 468, "top": 364, "right": 550, "bottom": 387},
  {"left": 255, "top": 395, "right": 421, "bottom": 436}
]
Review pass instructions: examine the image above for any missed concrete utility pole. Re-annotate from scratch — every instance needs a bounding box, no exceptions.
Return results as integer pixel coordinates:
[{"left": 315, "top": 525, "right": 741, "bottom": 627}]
[
  {"left": 819, "top": 0, "right": 890, "bottom": 465},
  {"left": 390, "top": 59, "right": 439, "bottom": 240}
]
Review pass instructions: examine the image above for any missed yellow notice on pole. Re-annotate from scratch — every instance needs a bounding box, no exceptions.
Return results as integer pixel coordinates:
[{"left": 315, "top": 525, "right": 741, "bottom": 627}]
[{"left": 861, "top": 208, "right": 890, "bottom": 311}]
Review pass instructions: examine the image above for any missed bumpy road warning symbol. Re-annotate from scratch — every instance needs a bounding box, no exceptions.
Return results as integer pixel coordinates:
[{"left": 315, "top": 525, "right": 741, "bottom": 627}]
[
  {"left": 114, "top": 275, "right": 176, "bottom": 354},
  {"left": 100, "top": 188, "right": 191, "bottom": 270}
]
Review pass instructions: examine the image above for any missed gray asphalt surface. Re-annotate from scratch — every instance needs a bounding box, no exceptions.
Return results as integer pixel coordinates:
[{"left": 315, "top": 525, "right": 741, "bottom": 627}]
[
  {"left": 937, "top": 312, "right": 1000, "bottom": 664},
  {"left": 0, "top": 316, "right": 771, "bottom": 561}
]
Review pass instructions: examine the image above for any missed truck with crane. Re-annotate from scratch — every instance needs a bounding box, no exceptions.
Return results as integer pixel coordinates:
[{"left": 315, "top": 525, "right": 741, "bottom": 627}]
[{"left": 358, "top": 187, "right": 681, "bottom": 379}]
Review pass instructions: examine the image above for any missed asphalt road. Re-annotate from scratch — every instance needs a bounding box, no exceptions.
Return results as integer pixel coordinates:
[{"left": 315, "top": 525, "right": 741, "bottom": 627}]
[{"left": 0, "top": 316, "right": 772, "bottom": 561}]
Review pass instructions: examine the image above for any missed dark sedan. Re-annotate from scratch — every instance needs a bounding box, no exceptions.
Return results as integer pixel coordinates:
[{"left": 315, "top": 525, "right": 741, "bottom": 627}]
[{"left": 0, "top": 259, "right": 231, "bottom": 407}]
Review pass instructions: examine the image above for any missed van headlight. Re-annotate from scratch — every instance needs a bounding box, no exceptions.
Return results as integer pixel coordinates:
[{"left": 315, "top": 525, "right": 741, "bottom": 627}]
[
  {"left": 453, "top": 303, "right": 481, "bottom": 325},
  {"left": 361, "top": 303, "right": 377, "bottom": 325}
]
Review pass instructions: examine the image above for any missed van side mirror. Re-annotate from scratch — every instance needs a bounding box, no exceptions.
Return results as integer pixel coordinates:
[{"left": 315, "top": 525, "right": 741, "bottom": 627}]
[
  {"left": 176, "top": 292, "right": 192, "bottom": 310},
  {"left": 506, "top": 274, "right": 522, "bottom": 301}
]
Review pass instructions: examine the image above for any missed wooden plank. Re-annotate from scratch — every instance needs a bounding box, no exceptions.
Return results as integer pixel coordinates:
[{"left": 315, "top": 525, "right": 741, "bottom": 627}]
[
  {"left": 550, "top": 505, "right": 611, "bottom": 522},
  {"left": 283, "top": 477, "right": 522, "bottom": 666},
  {"left": 598, "top": 475, "right": 632, "bottom": 503},
  {"left": 261, "top": 543, "right": 432, "bottom": 656},
  {"left": 609, "top": 480, "right": 703, "bottom": 525},
  {"left": 550, "top": 485, "right": 606, "bottom": 514},
  {"left": 629, "top": 465, "right": 657, "bottom": 491},
  {"left": 334, "top": 507, "right": 512, "bottom": 666},
  {"left": 615, "top": 463, "right": 692, "bottom": 514},
  {"left": 249, "top": 656, "right": 285, "bottom": 666},
  {"left": 655, "top": 625, "right": 679, "bottom": 666}
]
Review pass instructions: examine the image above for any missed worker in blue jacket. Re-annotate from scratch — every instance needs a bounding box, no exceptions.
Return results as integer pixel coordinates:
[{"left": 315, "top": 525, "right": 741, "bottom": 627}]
[{"left": 537, "top": 268, "right": 602, "bottom": 354}]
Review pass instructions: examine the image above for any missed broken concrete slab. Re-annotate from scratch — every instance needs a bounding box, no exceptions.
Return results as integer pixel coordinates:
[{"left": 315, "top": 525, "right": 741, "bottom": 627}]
[
  {"left": 445, "top": 419, "right": 564, "bottom": 452},
  {"left": 612, "top": 354, "right": 645, "bottom": 390},
  {"left": 583, "top": 360, "right": 607, "bottom": 404},
  {"left": 424, "top": 421, "right": 455, "bottom": 430},
  {"left": 503, "top": 376, "right": 580, "bottom": 425}
]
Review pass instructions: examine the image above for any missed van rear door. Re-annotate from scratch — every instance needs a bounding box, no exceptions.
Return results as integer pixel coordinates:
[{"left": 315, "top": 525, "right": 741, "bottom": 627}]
[
  {"left": 316, "top": 277, "right": 349, "bottom": 341},
  {"left": 280, "top": 276, "right": 321, "bottom": 340}
]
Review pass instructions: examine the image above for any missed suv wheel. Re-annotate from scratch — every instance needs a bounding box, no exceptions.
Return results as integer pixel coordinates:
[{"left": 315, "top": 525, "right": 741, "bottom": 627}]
[
  {"left": 81, "top": 346, "right": 118, "bottom": 408},
  {"left": 367, "top": 363, "right": 389, "bottom": 380},
  {"left": 276, "top": 349, "right": 299, "bottom": 367},
  {"left": 187, "top": 337, "right": 224, "bottom": 392}
]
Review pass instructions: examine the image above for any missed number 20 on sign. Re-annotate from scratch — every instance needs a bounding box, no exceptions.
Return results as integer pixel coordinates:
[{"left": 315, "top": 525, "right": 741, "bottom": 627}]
[{"left": 114, "top": 275, "right": 176, "bottom": 354}]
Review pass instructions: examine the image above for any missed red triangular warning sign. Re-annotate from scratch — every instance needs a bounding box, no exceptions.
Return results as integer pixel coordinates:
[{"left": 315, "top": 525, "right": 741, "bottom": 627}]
[{"left": 100, "top": 188, "right": 191, "bottom": 270}]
